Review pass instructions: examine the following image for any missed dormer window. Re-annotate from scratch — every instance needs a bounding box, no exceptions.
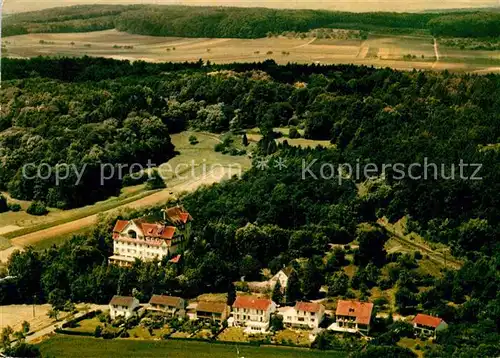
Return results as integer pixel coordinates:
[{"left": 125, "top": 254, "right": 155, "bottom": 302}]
[{"left": 128, "top": 230, "right": 137, "bottom": 239}]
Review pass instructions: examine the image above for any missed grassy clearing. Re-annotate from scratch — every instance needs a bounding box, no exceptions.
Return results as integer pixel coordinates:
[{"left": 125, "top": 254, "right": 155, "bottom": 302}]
[
  {"left": 38, "top": 335, "right": 347, "bottom": 358},
  {"left": 67, "top": 317, "right": 101, "bottom": 334},
  {"left": 246, "top": 128, "right": 334, "bottom": 149},
  {"left": 31, "top": 227, "right": 91, "bottom": 250},
  {"left": 217, "top": 327, "right": 248, "bottom": 342},
  {"left": 274, "top": 329, "right": 311, "bottom": 347},
  {"left": 398, "top": 337, "right": 431, "bottom": 358}
]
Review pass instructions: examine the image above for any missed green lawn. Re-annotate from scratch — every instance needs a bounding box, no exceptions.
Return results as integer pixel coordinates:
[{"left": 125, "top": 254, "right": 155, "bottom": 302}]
[{"left": 38, "top": 335, "right": 347, "bottom": 358}]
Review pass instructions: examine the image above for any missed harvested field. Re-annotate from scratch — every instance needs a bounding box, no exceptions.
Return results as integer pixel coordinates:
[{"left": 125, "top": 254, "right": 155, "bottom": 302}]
[{"left": 5, "top": 30, "right": 500, "bottom": 73}]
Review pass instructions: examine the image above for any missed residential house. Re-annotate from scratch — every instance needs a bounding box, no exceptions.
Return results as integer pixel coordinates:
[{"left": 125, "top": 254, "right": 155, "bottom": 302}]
[
  {"left": 412, "top": 313, "right": 448, "bottom": 337},
  {"left": 269, "top": 266, "right": 293, "bottom": 293},
  {"left": 148, "top": 295, "right": 186, "bottom": 318},
  {"left": 190, "top": 301, "right": 229, "bottom": 323},
  {"left": 328, "top": 300, "right": 374, "bottom": 335},
  {"left": 108, "top": 206, "right": 192, "bottom": 266},
  {"left": 280, "top": 301, "right": 325, "bottom": 329},
  {"left": 109, "top": 295, "right": 140, "bottom": 320},
  {"left": 232, "top": 296, "right": 276, "bottom": 334}
]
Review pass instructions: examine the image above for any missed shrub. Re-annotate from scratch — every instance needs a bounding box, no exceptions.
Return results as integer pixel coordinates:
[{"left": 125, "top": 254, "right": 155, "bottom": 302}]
[
  {"left": 26, "top": 201, "right": 48, "bottom": 216},
  {"left": 122, "top": 173, "right": 147, "bottom": 187},
  {"left": 8, "top": 203, "right": 22, "bottom": 212},
  {"left": 0, "top": 195, "right": 8, "bottom": 213},
  {"left": 145, "top": 170, "right": 166, "bottom": 190},
  {"left": 189, "top": 135, "right": 199, "bottom": 145},
  {"left": 214, "top": 143, "right": 225, "bottom": 152},
  {"left": 288, "top": 127, "right": 301, "bottom": 139},
  {"left": 94, "top": 325, "right": 102, "bottom": 338},
  {"left": 120, "top": 330, "right": 130, "bottom": 338}
]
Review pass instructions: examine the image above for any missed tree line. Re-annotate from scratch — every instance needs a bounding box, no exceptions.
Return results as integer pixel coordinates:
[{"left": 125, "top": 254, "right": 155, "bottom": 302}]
[{"left": 4, "top": 4, "right": 499, "bottom": 39}]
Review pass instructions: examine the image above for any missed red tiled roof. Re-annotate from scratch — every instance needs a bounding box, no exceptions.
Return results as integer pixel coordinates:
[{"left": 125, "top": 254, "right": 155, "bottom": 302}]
[
  {"left": 165, "top": 206, "right": 192, "bottom": 225},
  {"left": 412, "top": 314, "right": 443, "bottom": 328},
  {"left": 137, "top": 221, "right": 176, "bottom": 239},
  {"left": 149, "top": 295, "right": 183, "bottom": 308},
  {"left": 295, "top": 301, "right": 323, "bottom": 313},
  {"left": 113, "top": 220, "right": 129, "bottom": 233},
  {"left": 196, "top": 301, "right": 227, "bottom": 314},
  {"left": 336, "top": 300, "right": 374, "bottom": 325},
  {"left": 109, "top": 295, "right": 135, "bottom": 307},
  {"left": 169, "top": 255, "right": 181, "bottom": 263},
  {"left": 233, "top": 296, "right": 273, "bottom": 311}
]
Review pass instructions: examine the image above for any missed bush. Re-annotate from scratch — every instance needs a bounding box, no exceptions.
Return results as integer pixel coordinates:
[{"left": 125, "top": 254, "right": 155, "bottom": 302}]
[
  {"left": 288, "top": 127, "right": 301, "bottom": 139},
  {"left": 122, "top": 173, "right": 147, "bottom": 187},
  {"left": 0, "top": 195, "right": 8, "bottom": 213},
  {"left": 8, "top": 203, "right": 22, "bottom": 212},
  {"left": 189, "top": 135, "right": 199, "bottom": 145},
  {"left": 94, "top": 325, "right": 102, "bottom": 338},
  {"left": 145, "top": 170, "right": 166, "bottom": 190},
  {"left": 120, "top": 330, "right": 130, "bottom": 338},
  {"left": 26, "top": 201, "right": 48, "bottom": 216},
  {"left": 214, "top": 143, "right": 225, "bottom": 152}
]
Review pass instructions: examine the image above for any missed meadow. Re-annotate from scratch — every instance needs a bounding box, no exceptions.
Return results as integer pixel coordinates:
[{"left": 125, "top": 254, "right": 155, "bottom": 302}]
[
  {"left": 38, "top": 335, "right": 347, "bottom": 358},
  {"left": 5, "top": 29, "right": 500, "bottom": 73}
]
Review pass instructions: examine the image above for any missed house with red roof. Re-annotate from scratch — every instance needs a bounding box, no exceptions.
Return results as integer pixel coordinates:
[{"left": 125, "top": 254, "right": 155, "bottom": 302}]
[
  {"left": 108, "top": 206, "right": 192, "bottom": 266},
  {"left": 412, "top": 313, "right": 448, "bottom": 337},
  {"left": 231, "top": 295, "right": 277, "bottom": 333},
  {"left": 328, "top": 300, "right": 374, "bottom": 335},
  {"left": 279, "top": 301, "right": 325, "bottom": 329}
]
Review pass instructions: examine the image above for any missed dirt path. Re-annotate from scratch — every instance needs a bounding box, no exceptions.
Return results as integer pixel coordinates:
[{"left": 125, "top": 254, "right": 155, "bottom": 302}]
[
  {"left": 3, "top": 167, "right": 234, "bottom": 252},
  {"left": 293, "top": 37, "right": 316, "bottom": 48},
  {"left": 432, "top": 37, "right": 440, "bottom": 69}
]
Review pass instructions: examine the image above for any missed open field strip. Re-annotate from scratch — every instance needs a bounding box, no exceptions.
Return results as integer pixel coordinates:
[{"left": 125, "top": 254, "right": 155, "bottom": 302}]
[
  {"left": 5, "top": 29, "right": 500, "bottom": 72},
  {"left": 38, "top": 335, "right": 347, "bottom": 358}
]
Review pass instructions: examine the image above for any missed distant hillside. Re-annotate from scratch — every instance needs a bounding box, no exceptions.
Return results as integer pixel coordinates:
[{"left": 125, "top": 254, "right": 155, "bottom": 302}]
[
  {"left": 3, "top": 5, "right": 500, "bottom": 39},
  {"left": 4, "top": 0, "right": 500, "bottom": 14}
]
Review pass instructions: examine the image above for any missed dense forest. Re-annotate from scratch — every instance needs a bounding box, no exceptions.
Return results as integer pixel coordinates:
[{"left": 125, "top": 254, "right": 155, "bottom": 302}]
[
  {"left": 1, "top": 57, "right": 499, "bottom": 357},
  {"left": 3, "top": 5, "right": 500, "bottom": 39}
]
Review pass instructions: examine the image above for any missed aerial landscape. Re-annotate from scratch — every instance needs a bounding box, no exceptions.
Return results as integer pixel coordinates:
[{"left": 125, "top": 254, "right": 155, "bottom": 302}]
[{"left": 0, "top": 1, "right": 499, "bottom": 358}]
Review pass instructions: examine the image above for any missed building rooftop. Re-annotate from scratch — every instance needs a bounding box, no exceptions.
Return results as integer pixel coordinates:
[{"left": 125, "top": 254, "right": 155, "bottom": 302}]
[
  {"left": 295, "top": 301, "right": 323, "bottom": 313},
  {"left": 109, "top": 295, "right": 136, "bottom": 307},
  {"left": 413, "top": 313, "right": 444, "bottom": 328},
  {"left": 233, "top": 296, "right": 273, "bottom": 311},
  {"left": 149, "top": 295, "right": 183, "bottom": 308},
  {"left": 335, "top": 300, "right": 374, "bottom": 325},
  {"left": 196, "top": 301, "right": 227, "bottom": 314}
]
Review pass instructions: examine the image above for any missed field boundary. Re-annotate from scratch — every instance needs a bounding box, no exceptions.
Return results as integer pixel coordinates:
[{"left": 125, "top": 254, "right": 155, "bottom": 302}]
[{"left": 3, "top": 190, "right": 158, "bottom": 240}]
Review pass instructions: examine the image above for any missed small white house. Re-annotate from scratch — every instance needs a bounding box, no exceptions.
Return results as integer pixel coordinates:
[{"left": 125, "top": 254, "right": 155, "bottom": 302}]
[
  {"left": 269, "top": 267, "right": 293, "bottom": 293},
  {"left": 109, "top": 295, "right": 140, "bottom": 320},
  {"left": 412, "top": 313, "right": 448, "bottom": 338},
  {"left": 280, "top": 302, "right": 325, "bottom": 329}
]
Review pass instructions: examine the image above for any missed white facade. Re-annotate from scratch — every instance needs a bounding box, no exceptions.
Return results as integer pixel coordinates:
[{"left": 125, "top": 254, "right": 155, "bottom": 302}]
[
  {"left": 232, "top": 298, "right": 276, "bottom": 334},
  {"left": 109, "top": 297, "right": 139, "bottom": 320},
  {"left": 414, "top": 321, "right": 448, "bottom": 337},
  {"left": 269, "top": 270, "right": 289, "bottom": 290},
  {"left": 109, "top": 219, "right": 184, "bottom": 266},
  {"left": 280, "top": 303, "right": 325, "bottom": 329}
]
